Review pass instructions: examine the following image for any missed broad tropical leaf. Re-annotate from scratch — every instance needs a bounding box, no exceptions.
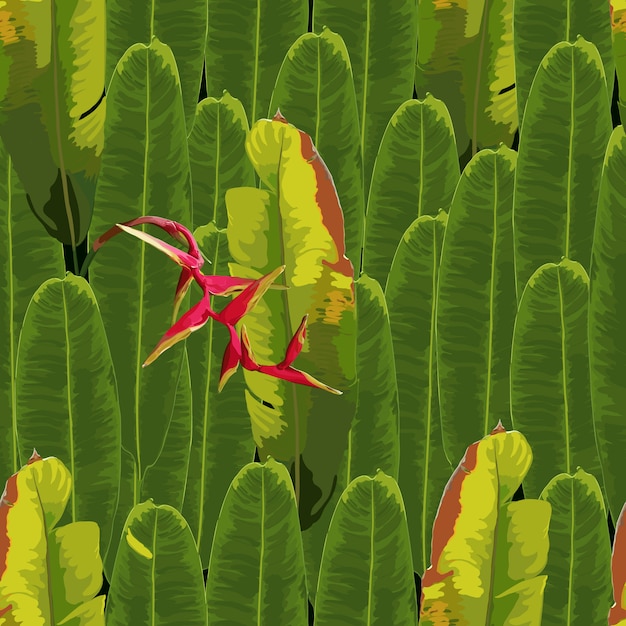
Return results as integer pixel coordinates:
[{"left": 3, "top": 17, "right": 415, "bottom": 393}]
[
  {"left": 188, "top": 94, "right": 255, "bottom": 229},
  {"left": 313, "top": 0, "right": 418, "bottom": 189},
  {"left": 314, "top": 472, "right": 417, "bottom": 626},
  {"left": 0, "top": 454, "right": 105, "bottom": 625},
  {"left": 89, "top": 39, "right": 191, "bottom": 554},
  {"left": 610, "top": 503, "right": 626, "bottom": 625},
  {"left": 514, "top": 0, "right": 614, "bottom": 124},
  {"left": 225, "top": 115, "right": 357, "bottom": 528},
  {"left": 363, "top": 96, "right": 459, "bottom": 285},
  {"left": 106, "top": 501, "right": 207, "bottom": 626},
  {"left": 510, "top": 260, "right": 602, "bottom": 499},
  {"left": 346, "top": 276, "right": 399, "bottom": 483},
  {"left": 205, "top": 0, "right": 307, "bottom": 125},
  {"left": 437, "top": 146, "right": 517, "bottom": 466},
  {"left": 141, "top": 350, "right": 192, "bottom": 510},
  {"left": 589, "top": 126, "right": 626, "bottom": 521},
  {"left": 415, "top": 0, "right": 517, "bottom": 160},
  {"left": 539, "top": 469, "right": 613, "bottom": 625},
  {"left": 513, "top": 38, "right": 612, "bottom": 297},
  {"left": 420, "top": 425, "right": 551, "bottom": 625},
  {"left": 205, "top": 459, "right": 308, "bottom": 626},
  {"left": 0, "top": 0, "right": 105, "bottom": 251},
  {"left": 270, "top": 28, "right": 364, "bottom": 267},
  {"left": 385, "top": 212, "right": 452, "bottom": 575},
  {"left": 0, "top": 144, "right": 64, "bottom": 482},
  {"left": 182, "top": 223, "right": 255, "bottom": 569},
  {"left": 614, "top": 2, "right": 626, "bottom": 124},
  {"left": 106, "top": 0, "right": 207, "bottom": 126},
  {"left": 15, "top": 275, "right": 121, "bottom": 558}
]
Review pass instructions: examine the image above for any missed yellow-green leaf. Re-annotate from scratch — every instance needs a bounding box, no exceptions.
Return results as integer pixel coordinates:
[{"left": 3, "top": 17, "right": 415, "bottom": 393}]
[
  {"left": 225, "top": 115, "right": 356, "bottom": 528},
  {"left": 415, "top": 0, "right": 517, "bottom": 160},
  {"left": 0, "top": 455, "right": 104, "bottom": 625},
  {"left": 420, "top": 426, "right": 550, "bottom": 625},
  {"left": 0, "top": 0, "right": 105, "bottom": 247}
]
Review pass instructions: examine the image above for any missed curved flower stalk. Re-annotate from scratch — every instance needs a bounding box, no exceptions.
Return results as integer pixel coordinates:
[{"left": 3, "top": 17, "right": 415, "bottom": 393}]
[{"left": 87, "top": 216, "right": 341, "bottom": 395}]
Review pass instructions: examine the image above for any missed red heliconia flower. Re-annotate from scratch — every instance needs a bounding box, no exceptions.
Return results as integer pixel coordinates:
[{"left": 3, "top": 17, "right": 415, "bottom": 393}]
[{"left": 91, "top": 216, "right": 341, "bottom": 395}]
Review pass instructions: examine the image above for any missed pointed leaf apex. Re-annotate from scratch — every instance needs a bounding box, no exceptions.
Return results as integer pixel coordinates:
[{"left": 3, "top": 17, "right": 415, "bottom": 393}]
[
  {"left": 491, "top": 421, "right": 506, "bottom": 435},
  {"left": 273, "top": 109, "right": 288, "bottom": 123},
  {"left": 27, "top": 449, "right": 42, "bottom": 465}
]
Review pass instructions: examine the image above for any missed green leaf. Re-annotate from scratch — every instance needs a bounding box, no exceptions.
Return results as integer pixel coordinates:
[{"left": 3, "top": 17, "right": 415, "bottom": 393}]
[
  {"left": 106, "top": 0, "right": 207, "bottom": 126},
  {"left": 270, "top": 28, "right": 364, "bottom": 267},
  {"left": 0, "top": 455, "right": 105, "bottom": 625},
  {"left": 205, "top": 0, "right": 307, "bottom": 125},
  {"left": 15, "top": 274, "right": 121, "bottom": 559},
  {"left": 314, "top": 472, "right": 417, "bottom": 626},
  {"left": 141, "top": 350, "right": 192, "bottom": 510},
  {"left": 589, "top": 126, "right": 626, "bottom": 522},
  {"left": 0, "top": 0, "right": 105, "bottom": 248},
  {"left": 188, "top": 94, "right": 255, "bottom": 230},
  {"left": 610, "top": 502, "right": 626, "bottom": 625},
  {"left": 0, "top": 144, "right": 65, "bottom": 481},
  {"left": 362, "top": 96, "right": 459, "bottom": 286},
  {"left": 89, "top": 39, "right": 191, "bottom": 540},
  {"left": 103, "top": 449, "right": 135, "bottom": 581},
  {"left": 415, "top": 0, "right": 517, "bottom": 160},
  {"left": 105, "top": 501, "right": 207, "bottom": 626},
  {"left": 513, "top": 37, "right": 613, "bottom": 297},
  {"left": 385, "top": 212, "right": 452, "bottom": 575},
  {"left": 182, "top": 223, "right": 255, "bottom": 569},
  {"left": 225, "top": 117, "right": 357, "bottom": 528},
  {"left": 510, "top": 259, "right": 602, "bottom": 499},
  {"left": 205, "top": 459, "right": 308, "bottom": 626},
  {"left": 420, "top": 426, "right": 551, "bottom": 625},
  {"left": 436, "top": 146, "right": 517, "bottom": 466},
  {"left": 514, "top": 0, "right": 614, "bottom": 125},
  {"left": 346, "top": 275, "right": 399, "bottom": 483},
  {"left": 313, "top": 0, "right": 417, "bottom": 190},
  {"left": 539, "top": 469, "right": 613, "bottom": 625}
]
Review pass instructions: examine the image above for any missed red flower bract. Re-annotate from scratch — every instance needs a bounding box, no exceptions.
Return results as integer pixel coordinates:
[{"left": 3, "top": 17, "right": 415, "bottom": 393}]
[{"left": 91, "top": 216, "right": 341, "bottom": 395}]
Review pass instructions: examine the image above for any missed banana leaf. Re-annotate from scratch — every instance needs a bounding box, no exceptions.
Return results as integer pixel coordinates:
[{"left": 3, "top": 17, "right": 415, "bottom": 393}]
[
  {"left": 313, "top": 0, "right": 418, "bottom": 190},
  {"left": 205, "top": 459, "right": 308, "bottom": 625},
  {"left": 436, "top": 146, "right": 517, "bottom": 466},
  {"left": 0, "top": 143, "right": 65, "bottom": 482},
  {"left": 270, "top": 28, "right": 364, "bottom": 267},
  {"left": 314, "top": 472, "right": 418, "bottom": 626},
  {"left": 589, "top": 126, "right": 626, "bottom": 521},
  {"left": 513, "top": 37, "right": 612, "bottom": 297},
  {"left": 225, "top": 114, "right": 357, "bottom": 529},
  {"left": 106, "top": 501, "right": 207, "bottom": 626},
  {"left": 0, "top": 0, "right": 105, "bottom": 256},
  {"left": 362, "top": 96, "right": 459, "bottom": 286},
  {"left": 0, "top": 453, "right": 105, "bottom": 625},
  {"left": 420, "top": 425, "right": 551, "bottom": 625},
  {"left": 415, "top": 0, "right": 517, "bottom": 160},
  {"left": 205, "top": 0, "right": 307, "bottom": 125},
  {"left": 15, "top": 274, "right": 121, "bottom": 559},
  {"left": 385, "top": 213, "right": 452, "bottom": 576},
  {"left": 106, "top": 0, "right": 207, "bottom": 127},
  {"left": 539, "top": 469, "right": 613, "bottom": 625},
  {"left": 514, "top": 0, "right": 614, "bottom": 125},
  {"left": 614, "top": 2, "right": 626, "bottom": 124},
  {"left": 510, "top": 260, "right": 602, "bottom": 499},
  {"left": 188, "top": 94, "right": 255, "bottom": 230}
]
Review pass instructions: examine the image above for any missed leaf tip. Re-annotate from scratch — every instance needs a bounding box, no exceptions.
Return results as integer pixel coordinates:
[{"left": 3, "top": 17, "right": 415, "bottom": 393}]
[
  {"left": 273, "top": 109, "right": 288, "bottom": 124},
  {"left": 27, "top": 449, "right": 42, "bottom": 465},
  {"left": 491, "top": 421, "right": 506, "bottom": 435}
]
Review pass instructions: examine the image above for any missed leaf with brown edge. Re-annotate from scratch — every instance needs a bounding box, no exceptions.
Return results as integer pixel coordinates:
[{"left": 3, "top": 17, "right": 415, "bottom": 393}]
[
  {"left": 0, "top": 455, "right": 105, "bottom": 625},
  {"left": 225, "top": 113, "right": 357, "bottom": 531},
  {"left": 610, "top": 502, "right": 626, "bottom": 625},
  {"left": 420, "top": 424, "right": 550, "bottom": 625}
]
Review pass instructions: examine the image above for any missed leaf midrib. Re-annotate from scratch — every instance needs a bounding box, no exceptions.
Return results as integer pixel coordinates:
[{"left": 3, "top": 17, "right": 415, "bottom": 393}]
[
  {"left": 8, "top": 157, "right": 17, "bottom": 474},
  {"left": 61, "top": 283, "right": 77, "bottom": 522}
]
